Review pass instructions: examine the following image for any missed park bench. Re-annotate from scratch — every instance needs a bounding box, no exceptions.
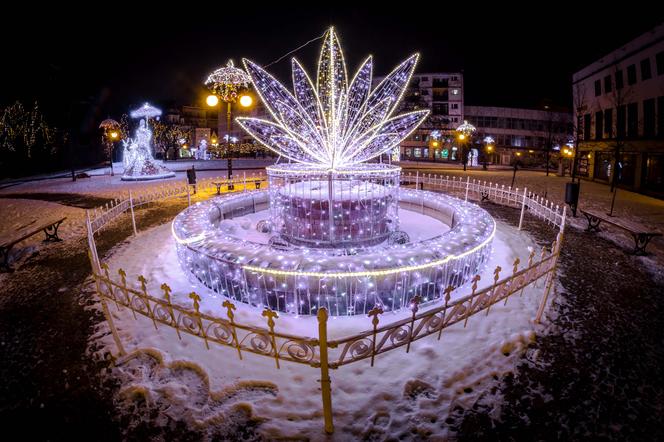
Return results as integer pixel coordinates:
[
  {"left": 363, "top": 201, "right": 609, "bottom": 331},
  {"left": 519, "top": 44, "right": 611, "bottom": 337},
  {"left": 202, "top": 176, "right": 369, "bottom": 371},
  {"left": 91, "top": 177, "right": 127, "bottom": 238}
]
[
  {"left": 0, "top": 217, "right": 66, "bottom": 271},
  {"left": 213, "top": 180, "right": 262, "bottom": 195},
  {"left": 580, "top": 208, "right": 661, "bottom": 255}
]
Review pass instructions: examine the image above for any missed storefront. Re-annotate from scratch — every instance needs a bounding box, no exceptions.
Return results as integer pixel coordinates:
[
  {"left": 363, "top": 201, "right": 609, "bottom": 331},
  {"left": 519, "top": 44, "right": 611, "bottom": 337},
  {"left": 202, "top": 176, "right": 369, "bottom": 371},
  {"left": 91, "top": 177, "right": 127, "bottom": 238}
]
[
  {"left": 594, "top": 152, "right": 613, "bottom": 181},
  {"left": 643, "top": 153, "right": 664, "bottom": 194}
]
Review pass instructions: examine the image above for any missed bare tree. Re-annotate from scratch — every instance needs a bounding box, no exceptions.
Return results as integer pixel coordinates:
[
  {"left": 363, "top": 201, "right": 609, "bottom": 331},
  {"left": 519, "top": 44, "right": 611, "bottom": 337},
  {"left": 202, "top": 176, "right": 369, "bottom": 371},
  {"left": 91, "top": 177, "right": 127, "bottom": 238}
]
[
  {"left": 539, "top": 101, "right": 569, "bottom": 177},
  {"left": 571, "top": 83, "right": 587, "bottom": 183}
]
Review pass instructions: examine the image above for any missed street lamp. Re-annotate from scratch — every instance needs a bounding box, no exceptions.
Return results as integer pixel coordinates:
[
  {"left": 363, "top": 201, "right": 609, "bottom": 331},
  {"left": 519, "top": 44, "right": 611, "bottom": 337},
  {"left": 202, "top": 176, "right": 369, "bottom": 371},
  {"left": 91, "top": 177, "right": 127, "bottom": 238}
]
[
  {"left": 99, "top": 118, "right": 121, "bottom": 176},
  {"left": 483, "top": 136, "right": 495, "bottom": 170},
  {"left": 455, "top": 120, "right": 476, "bottom": 171},
  {"left": 205, "top": 59, "right": 252, "bottom": 190}
]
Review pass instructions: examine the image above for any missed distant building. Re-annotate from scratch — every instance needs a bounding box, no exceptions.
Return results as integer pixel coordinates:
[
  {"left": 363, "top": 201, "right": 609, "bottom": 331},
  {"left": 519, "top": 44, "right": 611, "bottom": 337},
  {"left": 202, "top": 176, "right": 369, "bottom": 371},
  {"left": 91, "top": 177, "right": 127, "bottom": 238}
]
[
  {"left": 465, "top": 106, "right": 572, "bottom": 166},
  {"left": 164, "top": 102, "right": 268, "bottom": 157},
  {"left": 374, "top": 72, "right": 464, "bottom": 161},
  {"left": 572, "top": 23, "right": 664, "bottom": 196}
]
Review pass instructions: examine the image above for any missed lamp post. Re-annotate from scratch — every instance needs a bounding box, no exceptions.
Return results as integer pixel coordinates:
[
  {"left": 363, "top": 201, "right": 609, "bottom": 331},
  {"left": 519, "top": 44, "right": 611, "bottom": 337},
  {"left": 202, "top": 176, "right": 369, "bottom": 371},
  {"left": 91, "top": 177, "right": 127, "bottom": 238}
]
[
  {"left": 483, "top": 136, "right": 494, "bottom": 171},
  {"left": 205, "top": 60, "right": 252, "bottom": 190},
  {"left": 99, "top": 118, "right": 120, "bottom": 176},
  {"left": 455, "top": 120, "right": 476, "bottom": 171},
  {"left": 511, "top": 151, "right": 522, "bottom": 188}
]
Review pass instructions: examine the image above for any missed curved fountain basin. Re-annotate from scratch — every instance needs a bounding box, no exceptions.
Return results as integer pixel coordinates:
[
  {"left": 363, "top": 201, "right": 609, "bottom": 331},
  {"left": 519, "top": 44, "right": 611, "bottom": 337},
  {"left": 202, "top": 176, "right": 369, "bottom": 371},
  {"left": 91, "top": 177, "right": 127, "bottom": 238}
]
[{"left": 172, "top": 189, "right": 494, "bottom": 316}]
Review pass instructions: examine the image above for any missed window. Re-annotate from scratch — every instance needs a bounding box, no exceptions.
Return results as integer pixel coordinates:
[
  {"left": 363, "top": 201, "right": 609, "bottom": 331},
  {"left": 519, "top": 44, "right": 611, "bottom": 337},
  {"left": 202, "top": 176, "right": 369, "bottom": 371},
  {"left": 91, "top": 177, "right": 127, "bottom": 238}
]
[
  {"left": 421, "top": 76, "right": 429, "bottom": 82},
  {"left": 451, "top": 89, "right": 459, "bottom": 95},
  {"left": 617, "top": 105, "right": 626, "bottom": 139},
  {"left": 432, "top": 103, "right": 448, "bottom": 115},
  {"left": 451, "top": 103, "right": 459, "bottom": 109},
  {"left": 594, "top": 79, "right": 601, "bottom": 96},
  {"left": 451, "top": 76, "right": 458, "bottom": 81},
  {"left": 643, "top": 98, "right": 655, "bottom": 137},
  {"left": 583, "top": 114, "right": 591, "bottom": 140},
  {"left": 615, "top": 69, "right": 624, "bottom": 89},
  {"left": 641, "top": 58, "right": 652, "bottom": 80},
  {"left": 604, "top": 108, "right": 613, "bottom": 138},
  {"left": 627, "top": 64, "right": 637, "bottom": 85},
  {"left": 657, "top": 51, "right": 664, "bottom": 76},
  {"left": 627, "top": 103, "right": 638, "bottom": 138},
  {"left": 595, "top": 111, "right": 603, "bottom": 140},
  {"left": 604, "top": 75, "right": 612, "bottom": 93}
]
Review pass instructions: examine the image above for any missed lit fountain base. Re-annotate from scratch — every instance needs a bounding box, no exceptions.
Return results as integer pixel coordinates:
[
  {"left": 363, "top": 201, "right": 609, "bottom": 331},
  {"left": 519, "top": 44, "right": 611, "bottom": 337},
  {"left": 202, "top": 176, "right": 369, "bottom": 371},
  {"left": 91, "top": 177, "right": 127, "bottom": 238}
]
[{"left": 172, "top": 189, "right": 495, "bottom": 316}]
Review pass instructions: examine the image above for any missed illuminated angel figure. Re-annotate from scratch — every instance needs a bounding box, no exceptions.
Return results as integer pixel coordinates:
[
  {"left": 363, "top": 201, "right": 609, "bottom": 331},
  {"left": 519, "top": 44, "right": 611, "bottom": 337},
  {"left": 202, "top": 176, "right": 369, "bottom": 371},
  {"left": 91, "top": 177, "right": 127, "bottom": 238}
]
[
  {"left": 121, "top": 118, "right": 175, "bottom": 181},
  {"left": 237, "top": 27, "right": 429, "bottom": 170}
]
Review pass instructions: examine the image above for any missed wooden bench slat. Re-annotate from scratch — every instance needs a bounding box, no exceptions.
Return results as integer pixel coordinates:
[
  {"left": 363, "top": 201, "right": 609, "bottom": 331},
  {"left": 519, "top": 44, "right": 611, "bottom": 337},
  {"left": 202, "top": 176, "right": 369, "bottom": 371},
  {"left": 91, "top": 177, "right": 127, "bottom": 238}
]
[
  {"left": 0, "top": 217, "right": 67, "bottom": 248},
  {"left": 580, "top": 209, "right": 660, "bottom": 235}
]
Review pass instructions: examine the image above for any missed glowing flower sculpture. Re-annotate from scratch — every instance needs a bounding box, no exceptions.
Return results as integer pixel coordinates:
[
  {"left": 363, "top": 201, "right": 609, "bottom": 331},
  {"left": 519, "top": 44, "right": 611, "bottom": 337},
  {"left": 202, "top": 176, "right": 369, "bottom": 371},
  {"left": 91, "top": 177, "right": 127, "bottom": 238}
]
[{"left": 237, "top": 27, "right": 429, "bottom": 169}]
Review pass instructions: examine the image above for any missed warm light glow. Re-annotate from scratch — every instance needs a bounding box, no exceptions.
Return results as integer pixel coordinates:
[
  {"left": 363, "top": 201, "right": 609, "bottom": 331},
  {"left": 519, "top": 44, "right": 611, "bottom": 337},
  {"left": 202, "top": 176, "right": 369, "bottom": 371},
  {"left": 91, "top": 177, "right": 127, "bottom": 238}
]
[
  {"left": 110, "top": 131, "right": 118, "bottom": 139},
  {"left": 432, "top": 141, "right": 439, "bottom": 147},
  {"left": 206, "top": 94, "right": 219, "bottom": 107},
  {"left": 515, "top": 152, "right": 522, "bottom": 156},
  {"left": 239, "top": 95, "right": 253, "bottom": 107},
  {"left": 587, "top": 153, "right": 592, "bottom": 159},
  {"left": 487, "top": 145, "right": 493, "bottom": 152},
  {"left": 528, "top": 149, "right": 534, "bottom": 153},
  {"left": 458, "top": 134, "right": 465, "bottom": 140}
]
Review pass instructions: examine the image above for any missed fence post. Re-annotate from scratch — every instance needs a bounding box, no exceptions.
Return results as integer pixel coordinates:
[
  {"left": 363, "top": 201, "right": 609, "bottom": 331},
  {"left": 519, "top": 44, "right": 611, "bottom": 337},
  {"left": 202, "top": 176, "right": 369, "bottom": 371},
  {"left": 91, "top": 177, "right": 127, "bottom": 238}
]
[
  {"left": 317, "top": 308, "right": 334, "bottom": 434},
  {"left": 464, "top": 176, "right": 470, "bottom": 201},
  {"left": 128, "top": 191, "right": 138, "bottom": 236},
  {"left": 243, "top": 171, "right": 247, "bottom": 193},
  {"left": 518, "top": 187, "right": 527, "bottom": 230},
  {"left": 415, "top": 170, "right": 419, "bottom": 190},
  {"left": 186, "top": 183, "right": 191, "bottom": 206}
]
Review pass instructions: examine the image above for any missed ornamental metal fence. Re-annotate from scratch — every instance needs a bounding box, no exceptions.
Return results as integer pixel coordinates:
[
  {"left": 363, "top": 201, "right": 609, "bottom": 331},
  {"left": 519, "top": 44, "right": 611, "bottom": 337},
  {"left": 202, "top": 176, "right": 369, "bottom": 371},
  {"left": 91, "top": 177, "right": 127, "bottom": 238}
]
[{"left": 86, "top": 171, "right": 565, "bottom": 434}]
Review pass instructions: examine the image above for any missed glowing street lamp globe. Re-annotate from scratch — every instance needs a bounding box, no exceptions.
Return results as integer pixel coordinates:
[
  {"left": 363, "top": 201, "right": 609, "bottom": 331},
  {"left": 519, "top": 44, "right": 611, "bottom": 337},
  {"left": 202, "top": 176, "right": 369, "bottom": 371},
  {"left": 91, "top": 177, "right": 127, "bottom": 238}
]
[
  {"left": 239, "top": 94, "right": 253, "bottom": 108},
  {"left": 206, "top": 94, "right": 219, "bottom": 107}
]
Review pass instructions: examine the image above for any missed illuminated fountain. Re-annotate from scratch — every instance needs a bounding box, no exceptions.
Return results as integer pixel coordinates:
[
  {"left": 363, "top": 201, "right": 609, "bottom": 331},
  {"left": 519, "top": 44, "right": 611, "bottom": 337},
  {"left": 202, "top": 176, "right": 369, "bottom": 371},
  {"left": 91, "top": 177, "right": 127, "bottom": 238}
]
[{"left": 172, "top": 28, "right": 495, "bottom": 316}]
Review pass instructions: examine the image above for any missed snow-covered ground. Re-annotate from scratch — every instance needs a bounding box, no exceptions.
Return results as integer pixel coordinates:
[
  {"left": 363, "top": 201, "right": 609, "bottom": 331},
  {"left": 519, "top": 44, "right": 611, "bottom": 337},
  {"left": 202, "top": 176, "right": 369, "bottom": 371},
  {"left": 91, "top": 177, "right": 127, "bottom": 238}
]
[{"left": 95, "top": 213, "right": 545, "bottom": 439}]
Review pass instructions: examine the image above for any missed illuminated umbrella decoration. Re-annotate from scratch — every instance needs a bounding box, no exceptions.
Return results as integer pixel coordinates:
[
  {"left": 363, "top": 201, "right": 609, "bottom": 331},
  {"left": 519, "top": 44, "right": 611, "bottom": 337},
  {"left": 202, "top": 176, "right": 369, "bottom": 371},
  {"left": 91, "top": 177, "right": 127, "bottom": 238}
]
[
  {"left": 456, "top": 120, "right": 477, "bottom": 137},
  {"left": 99, "top": 118, "right": 120, "bottom": 130},
  {"left": 129, "top": 102, "right": 162, "bottom": 122},
  {"left": 204, "top": 60, "right": 251, "bottom": 102}
]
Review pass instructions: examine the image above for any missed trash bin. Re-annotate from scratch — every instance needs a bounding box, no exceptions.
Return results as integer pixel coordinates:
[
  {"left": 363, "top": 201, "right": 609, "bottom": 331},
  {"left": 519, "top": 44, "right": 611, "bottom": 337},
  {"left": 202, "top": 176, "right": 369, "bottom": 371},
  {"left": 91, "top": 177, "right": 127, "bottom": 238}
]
[
  {"left": 187, "top": 167, "right": 197, "bottom": 185},
  {"left": 565, "top": 182, "right": 579, "bottom": 216},
  {"left": 565, "top": 182, "right": 579, "bottom": 205}
]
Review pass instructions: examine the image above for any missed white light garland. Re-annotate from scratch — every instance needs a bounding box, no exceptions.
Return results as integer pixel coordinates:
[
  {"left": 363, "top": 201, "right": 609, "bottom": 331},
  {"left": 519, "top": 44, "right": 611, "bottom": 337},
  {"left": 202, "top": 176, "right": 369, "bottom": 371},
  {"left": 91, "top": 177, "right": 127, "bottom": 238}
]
[{"left": 236, "top": 27, "right": 429, "bottom": 169}]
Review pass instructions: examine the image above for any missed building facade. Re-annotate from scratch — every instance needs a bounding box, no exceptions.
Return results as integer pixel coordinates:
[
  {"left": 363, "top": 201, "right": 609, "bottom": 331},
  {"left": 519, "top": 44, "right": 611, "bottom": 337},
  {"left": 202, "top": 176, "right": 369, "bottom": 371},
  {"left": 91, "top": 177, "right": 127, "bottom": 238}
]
[
  {"left": 465, "top": 106, "right": 572, "bottom": 166},
  {"left": 572, "top": 23, "right": 664, "bottom": 196},
  {"left": 374, "top": 72, "right": 464, "bottom": 161}
]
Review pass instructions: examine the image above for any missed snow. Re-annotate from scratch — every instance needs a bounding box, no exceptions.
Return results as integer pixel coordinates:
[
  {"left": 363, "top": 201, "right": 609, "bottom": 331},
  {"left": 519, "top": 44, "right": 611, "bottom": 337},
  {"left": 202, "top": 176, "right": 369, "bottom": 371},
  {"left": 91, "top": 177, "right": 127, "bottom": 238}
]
[
  {"left": 199, "top": 208, "right": 449, "bottom": 246},
  {"left": 96, "top": 214, "right": 542, "bottom": 439},
  {"left": 0, "top": 198, "right": 87, "bottom": 274}
]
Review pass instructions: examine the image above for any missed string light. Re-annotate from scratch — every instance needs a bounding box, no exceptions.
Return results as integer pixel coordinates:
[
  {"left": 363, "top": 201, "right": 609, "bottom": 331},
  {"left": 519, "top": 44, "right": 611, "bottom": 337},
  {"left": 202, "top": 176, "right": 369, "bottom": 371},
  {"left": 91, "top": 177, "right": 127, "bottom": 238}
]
[
  {"left": 172, "top": 28, "right": 494, "bottom": 317},
  {"left": 236, "top": 27, "right": 429, "bottom": 169}
]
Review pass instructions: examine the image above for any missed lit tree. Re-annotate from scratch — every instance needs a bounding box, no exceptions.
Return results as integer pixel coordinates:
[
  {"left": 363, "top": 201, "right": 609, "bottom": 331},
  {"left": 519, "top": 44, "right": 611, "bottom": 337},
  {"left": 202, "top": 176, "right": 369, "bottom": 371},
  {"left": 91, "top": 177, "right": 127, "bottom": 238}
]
[{"left": 0, "top": 101, "right": 55, "bottom": 167}]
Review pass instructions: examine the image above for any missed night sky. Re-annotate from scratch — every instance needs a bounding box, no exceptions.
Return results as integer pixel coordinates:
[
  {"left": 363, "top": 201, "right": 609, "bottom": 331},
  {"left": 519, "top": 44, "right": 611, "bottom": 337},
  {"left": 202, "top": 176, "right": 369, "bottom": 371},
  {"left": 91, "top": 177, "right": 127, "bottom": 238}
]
[{"left": 2, "top": 4, "right": 662, "bottom": 124}]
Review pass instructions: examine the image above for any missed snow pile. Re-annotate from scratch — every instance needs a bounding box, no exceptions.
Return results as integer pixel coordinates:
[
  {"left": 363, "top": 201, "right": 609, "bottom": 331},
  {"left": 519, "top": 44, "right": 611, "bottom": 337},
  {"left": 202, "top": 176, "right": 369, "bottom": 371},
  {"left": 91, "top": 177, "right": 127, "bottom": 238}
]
[
  {"left": 0, "top": 198, "right": 86, "bottom": 271},
  {"left": 94, "top": 218, "right": 546, "bottom": 438}
]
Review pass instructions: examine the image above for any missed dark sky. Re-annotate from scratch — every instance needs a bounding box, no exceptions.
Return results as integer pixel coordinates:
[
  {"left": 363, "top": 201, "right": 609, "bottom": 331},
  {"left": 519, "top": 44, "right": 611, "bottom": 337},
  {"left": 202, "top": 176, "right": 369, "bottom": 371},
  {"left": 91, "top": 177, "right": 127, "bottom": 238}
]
[{"left": 2, "top": 4, "right": 662, "bottom": 124}]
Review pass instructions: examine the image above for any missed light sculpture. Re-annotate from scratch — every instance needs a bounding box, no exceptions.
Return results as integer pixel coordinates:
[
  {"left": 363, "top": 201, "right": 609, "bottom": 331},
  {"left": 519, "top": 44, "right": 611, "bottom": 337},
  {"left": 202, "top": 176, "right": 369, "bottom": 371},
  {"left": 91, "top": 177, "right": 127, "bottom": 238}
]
[
  {"left": 172, "top": 28, "right": 495, "bottom": 316},
  {"left": 121, "top": 103, "right": 175, "bottom": 181}
]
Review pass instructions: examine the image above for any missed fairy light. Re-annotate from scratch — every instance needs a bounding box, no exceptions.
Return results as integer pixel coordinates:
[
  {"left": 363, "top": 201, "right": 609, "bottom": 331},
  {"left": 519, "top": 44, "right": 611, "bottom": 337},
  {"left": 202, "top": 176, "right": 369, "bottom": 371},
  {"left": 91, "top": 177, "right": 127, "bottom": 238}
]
[
  {"left": 171, "top": 27, "right": 495, "bottom": 317},
  {"left": 236, "top": 27, "right": 429, "bottom": 169}
]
